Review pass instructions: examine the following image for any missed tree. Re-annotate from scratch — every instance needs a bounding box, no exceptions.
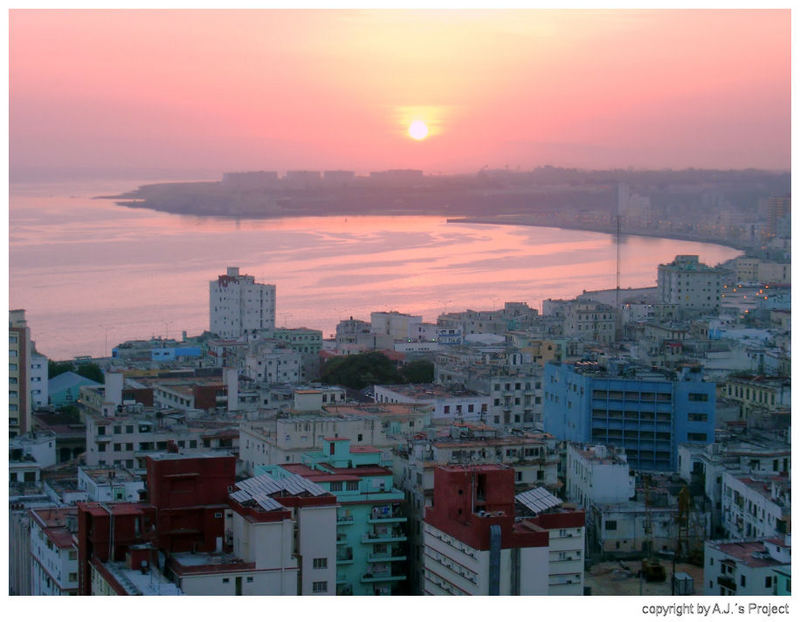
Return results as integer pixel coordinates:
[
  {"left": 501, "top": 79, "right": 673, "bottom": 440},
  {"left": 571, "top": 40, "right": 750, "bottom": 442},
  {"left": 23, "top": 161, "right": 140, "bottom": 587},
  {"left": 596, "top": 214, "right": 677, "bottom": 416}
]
[
  {"left": 401, "top": 360, "right": 434, "bottom": 383},
  {"left": 75, "top": 362, "right": 104, "bottom": 383},
  {"left": 48, "top": 360, "right": 74, "bottom": 379},
  {"left": 320, "top": 352, "right": 403, "bottom": 390}
]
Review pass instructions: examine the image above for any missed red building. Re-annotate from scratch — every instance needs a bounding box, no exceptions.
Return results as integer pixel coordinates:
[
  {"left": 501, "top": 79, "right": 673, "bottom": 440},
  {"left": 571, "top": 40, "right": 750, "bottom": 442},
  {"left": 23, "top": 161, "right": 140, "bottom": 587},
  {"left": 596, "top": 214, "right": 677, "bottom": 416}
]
[{"left": 77, "top": 454, "right": 236, "bottom": 594}]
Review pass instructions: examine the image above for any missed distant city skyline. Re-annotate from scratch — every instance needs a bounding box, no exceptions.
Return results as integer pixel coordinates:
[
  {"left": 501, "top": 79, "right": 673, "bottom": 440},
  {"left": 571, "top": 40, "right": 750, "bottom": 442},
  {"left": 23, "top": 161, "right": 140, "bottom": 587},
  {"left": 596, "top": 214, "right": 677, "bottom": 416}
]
[{"left": 10, "top": 9, "right": 790, "bottom": 181}]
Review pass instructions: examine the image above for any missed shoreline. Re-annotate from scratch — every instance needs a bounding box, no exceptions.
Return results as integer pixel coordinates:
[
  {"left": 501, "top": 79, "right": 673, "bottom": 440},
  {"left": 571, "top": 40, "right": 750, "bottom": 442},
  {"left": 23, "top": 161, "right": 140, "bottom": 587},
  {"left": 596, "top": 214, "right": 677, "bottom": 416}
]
[{"left": 446, "top": 216, "right": 751, "bottom": 254}]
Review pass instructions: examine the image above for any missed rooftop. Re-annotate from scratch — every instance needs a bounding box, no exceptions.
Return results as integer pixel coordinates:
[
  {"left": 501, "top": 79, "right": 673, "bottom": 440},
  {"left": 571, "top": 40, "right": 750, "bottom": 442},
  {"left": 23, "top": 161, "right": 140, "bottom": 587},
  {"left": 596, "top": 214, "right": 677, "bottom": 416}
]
[{"left": 708, "top": 540, "right": 790, "bottom": 568}]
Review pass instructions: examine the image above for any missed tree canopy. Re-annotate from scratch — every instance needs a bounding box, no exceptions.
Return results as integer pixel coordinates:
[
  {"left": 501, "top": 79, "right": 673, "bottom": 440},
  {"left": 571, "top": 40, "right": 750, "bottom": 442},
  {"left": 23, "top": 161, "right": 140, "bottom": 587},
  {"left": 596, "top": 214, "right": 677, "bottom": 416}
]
[{"left": 320, "top": 352, "right": 433, "bottom": 390}]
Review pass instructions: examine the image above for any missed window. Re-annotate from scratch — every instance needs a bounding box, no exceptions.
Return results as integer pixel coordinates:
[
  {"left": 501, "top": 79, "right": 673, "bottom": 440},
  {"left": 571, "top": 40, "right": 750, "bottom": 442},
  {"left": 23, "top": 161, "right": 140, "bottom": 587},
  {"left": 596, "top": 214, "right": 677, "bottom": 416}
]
[
  {"left": 765, "top": 576, "right": 772, "bottom": 589},
  {"left": 222, "top": 578, "right": 230, "bottom": 583},
  {"left": 330, "top": 481, "right": 343, "bottom": 492},
  {"left": 688, "top": 433, "right": 707, "bottom": 442},
  {"left": 688, "top": 412, "right": 708, "bottom": 422},
  {"left": 313, "top": 558, "right": 328, "bottom": 569},
  {"left": 605, "top": 521, "right": 617, "bottom": 531},
  {"left": 312, "top": 581, "right": 328, "bottom": 593},
  {"left": 126, "top": 425, "right": 134, "bottom": 434},
  {"left": 740, "top": 575, "right": 746, "bottom": 587},
  {"left": 345, "top": 481, "right": 359, "bottom": 491},
  {"left": 688, "top": 393, "right": 709, "bottom": 402}
]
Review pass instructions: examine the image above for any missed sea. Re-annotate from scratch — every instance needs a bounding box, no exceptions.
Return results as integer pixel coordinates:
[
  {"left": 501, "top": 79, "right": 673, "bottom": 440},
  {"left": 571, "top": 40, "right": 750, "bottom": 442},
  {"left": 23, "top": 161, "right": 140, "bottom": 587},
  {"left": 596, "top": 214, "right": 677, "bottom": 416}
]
[{"left": 9, "top": 179, "right": 743, "bottom": 360}]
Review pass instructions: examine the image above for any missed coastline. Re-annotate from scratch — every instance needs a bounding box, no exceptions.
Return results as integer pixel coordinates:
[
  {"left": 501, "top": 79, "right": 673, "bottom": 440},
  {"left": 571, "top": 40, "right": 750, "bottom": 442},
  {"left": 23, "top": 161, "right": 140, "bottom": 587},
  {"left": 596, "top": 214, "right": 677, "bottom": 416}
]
[{"left": 446, "top": 216, "right": 750, "bottom": 254}]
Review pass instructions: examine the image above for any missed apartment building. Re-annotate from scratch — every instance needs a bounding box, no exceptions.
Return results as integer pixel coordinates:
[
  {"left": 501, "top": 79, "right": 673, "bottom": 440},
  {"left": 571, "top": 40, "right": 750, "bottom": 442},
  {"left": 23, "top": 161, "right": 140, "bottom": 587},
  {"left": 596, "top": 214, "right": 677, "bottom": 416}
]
[
  {"left": 657, "top": 254, "right": 722, "bottom": 314},
  {"left": 9, "top": 309, "right": 32, "bottom": 437},
  {"left": 704, "top": 536, "right": 791, "bottom": 596},
  {"left": 264, "top": 438, "right": 408, "bottom": 595},
  {"left": 566, "top": 443, "right": 635, "bottom": 509},
  {"left": 210, "top": 266, "right": 276, "bottom": 338},
  {"left": 374, "top": 383, "right": 489, "bottom": 423},
  {"left": 422, "top": 465, "right": 550, "bottom": 595},
  {"left": 30, "top": 507, "right": 79, "bottom": 595},
  {"left": 720, "top": 472, "right": 790, "bottom": 540},
  {"left": 393, "top": 425, "right": 561, "bottom": 594}
]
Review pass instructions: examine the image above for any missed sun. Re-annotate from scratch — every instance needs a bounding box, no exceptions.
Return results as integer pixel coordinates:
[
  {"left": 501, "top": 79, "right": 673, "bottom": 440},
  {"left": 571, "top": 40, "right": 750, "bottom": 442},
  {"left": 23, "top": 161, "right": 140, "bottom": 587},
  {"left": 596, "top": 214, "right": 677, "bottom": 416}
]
[{"left": 408, "top": 120, "right": 429, "bottom": 141}]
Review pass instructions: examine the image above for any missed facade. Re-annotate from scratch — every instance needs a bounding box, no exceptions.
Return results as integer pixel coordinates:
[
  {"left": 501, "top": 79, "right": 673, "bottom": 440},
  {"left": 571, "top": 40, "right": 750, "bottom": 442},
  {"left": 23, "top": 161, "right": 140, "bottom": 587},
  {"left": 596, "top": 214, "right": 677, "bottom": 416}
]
[
  {"left": 720, "top": 375, "right": 790, "bottom": 417},
  {"left": 563, "top": 302, "right": 617, "bottom": 344},
  {"left": 9, "top": 309, "right": 32, "bottom": 437},
  {"left": 82, "top": 403, "right": 238, "bottom": 469},
  {"left": 370, "top": 311, "right": 423, "bottom": 342},
  {"left": 263, "top": 438, "right": 409, "bottom": 595},
  {"left": 30, "top": 508, "right": 79, "bottom": 595},
  {"left": 657, "top": 255, "right": 722, "bottom": 314},
  {"left": 210, "top": 266, "right": 276, "bottom": 338},
  {"left": 566, "top": 443, "right": 635, "bottom": 508},
  {"left": 393, "top": 426, "right": 561, "bottom": 594},
  {"left": 244, "top": 342, "right": 302, "bottom": 385},
  {"left": 49, "top": 371, "right": 102, "bottom": 408},
  {"left": 77, "top": 466, "right": 145, "bottom": 502},
  {"left": 422, "top": 465, "right": 550, "bottom": 595},
  {"left": 544, "top": 362, "right": 716, "bottom": 471},
  {"left": 720, "top": 472, "right": 789, "bottom": 540},
  {"left": 30, "top": 350, "right": 48, "bottom": 409},
  {"left": 704, "top": 537, "right": 791, "bottom": 596},
  {"left": 374, "top": 383, "right": 489, "bottom": 423}
]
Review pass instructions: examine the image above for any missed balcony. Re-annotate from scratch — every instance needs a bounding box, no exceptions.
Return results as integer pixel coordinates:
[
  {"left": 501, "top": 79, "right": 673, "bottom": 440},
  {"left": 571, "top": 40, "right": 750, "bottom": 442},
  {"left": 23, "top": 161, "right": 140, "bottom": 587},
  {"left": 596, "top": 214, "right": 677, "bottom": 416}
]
[
  {"left": 362, "top": 530, "right": 406, "bottom": 544},
  {"left": 337, "top": 547, "right": 354, "bottom": 564},
  {"left": 368, "top": 511, "right": 406, "bottom": 524},
  {"left": 337, "top": 513, "right": 355, "bottom": 525},
  {"left": 360, "top": 571, "right": 406, "bottom": 584},
  {"left": 368, "top": 547, "right": 406, "bottom": 563}
]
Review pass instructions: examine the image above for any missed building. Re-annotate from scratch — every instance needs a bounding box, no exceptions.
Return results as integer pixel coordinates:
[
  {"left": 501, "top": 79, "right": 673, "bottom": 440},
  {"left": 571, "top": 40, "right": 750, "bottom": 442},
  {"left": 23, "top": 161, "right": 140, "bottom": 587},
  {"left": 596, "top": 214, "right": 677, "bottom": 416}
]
[
  {"left": 720, "top": 472, "right": 789, "bottom": 540},
  {"left": 392, "top": 425, "right": 561, "bottom": 594},
  {"left": 374, "top": 383, "right": 489, "bottom": 423},
  {"left": 82, "top": 401, "right": 238, "bottom": 469},
  {"left": 422, "top": 465, "right": 550, "bottom": 595},
  {"left": 184, "top": 471, "right": 338, "bottom": 595},
  {"left": 77, "top": 466, "right": 145, "bottom": 503},
  {"left": 563, "top": 302, "right": 617, "bottom": 344},
  {"left": 30, "top": 507, "right": 79, "bottom": 595},
  {"left": 544, "top": 362, "right": 716, "bottom": 471},
  {"left": 657, "top": 255, "right": 722, "bottom": 314},
  {"left": 10, "top": 431, "right": 57, "bottom": 488},
  {"left": 704, "top": 536, "right": 791, "bottom": 596},
  {"left": 566, "top": 443, "right": 635, "bottom": 509},
  {"left": 515, "top": 488, "right": 586, "bottom": 595},
  {"left": 30, "top": 350, "right": 48, "bottom": 409},
  {"left": 262, "top": 438, "right": 409, "bottom": 596},
  {"left": 9, "top": 309, "right": 32, "bottom": 437},
  {"left": 49, "top": 371, "right": 102, "bottom": 408},
  {"left": 371, "top": 311, "right": 423, "bottom": 342},
  {"left": 210, "top": 266, "right": 276, "bottom": 338}
]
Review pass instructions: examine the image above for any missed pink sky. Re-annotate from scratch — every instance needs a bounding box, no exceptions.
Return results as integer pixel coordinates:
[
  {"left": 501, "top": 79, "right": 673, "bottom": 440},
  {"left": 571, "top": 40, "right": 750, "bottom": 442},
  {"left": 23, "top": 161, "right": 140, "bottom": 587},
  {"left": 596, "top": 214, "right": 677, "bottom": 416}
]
[{"left": 9, "top": 9, "right": 790, "bottom": 177}]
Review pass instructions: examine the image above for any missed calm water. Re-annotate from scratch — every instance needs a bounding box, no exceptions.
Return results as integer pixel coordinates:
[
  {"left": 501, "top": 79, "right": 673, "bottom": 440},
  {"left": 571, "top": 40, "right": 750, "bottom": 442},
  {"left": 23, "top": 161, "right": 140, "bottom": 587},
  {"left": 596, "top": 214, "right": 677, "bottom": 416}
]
[{"left": 10, "top": 180, "right": 742, "bottom": 360}]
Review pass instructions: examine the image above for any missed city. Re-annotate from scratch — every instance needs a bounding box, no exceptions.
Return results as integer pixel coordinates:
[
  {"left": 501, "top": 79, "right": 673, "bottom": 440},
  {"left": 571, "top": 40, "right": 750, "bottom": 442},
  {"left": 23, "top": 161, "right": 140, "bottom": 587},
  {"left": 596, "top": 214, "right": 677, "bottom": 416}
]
[
  {"left": 7, "top": 7, "right": 791, "bottom": 613},
  {"left": 9, "top": 223, "right": 791, "bottom": 595}
]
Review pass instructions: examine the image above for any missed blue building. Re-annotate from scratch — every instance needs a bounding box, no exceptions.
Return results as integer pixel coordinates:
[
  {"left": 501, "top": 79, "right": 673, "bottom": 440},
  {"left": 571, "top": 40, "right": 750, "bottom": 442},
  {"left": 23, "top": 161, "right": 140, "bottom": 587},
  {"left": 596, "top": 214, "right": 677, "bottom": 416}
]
[
  {"left": 543, "top": 362, "right": 715, "bottom": 471},
  {"left": 258, "top": 438, "right": 408, "bottom": 595}
]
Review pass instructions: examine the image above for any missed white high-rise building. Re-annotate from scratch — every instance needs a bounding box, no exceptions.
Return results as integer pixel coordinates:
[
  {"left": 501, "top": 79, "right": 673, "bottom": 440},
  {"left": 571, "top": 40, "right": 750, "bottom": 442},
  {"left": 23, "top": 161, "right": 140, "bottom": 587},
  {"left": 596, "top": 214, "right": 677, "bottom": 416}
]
[{"left": 210, "top": 267, "right": 276, "bottom": 338}]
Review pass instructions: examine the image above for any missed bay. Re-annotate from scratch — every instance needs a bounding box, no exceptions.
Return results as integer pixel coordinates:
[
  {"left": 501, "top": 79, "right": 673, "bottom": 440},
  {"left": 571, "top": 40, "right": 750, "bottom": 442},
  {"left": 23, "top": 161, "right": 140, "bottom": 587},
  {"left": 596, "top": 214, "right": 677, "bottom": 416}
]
[{"left": 9, "top": 180, "right": 742, "bottom": 360}]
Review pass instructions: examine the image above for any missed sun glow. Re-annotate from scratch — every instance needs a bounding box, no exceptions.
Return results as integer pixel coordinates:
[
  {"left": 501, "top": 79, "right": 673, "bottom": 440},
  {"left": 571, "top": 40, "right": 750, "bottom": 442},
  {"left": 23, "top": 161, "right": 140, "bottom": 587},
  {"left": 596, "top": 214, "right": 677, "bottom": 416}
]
[{"left": 408, "top": 120, "right": 429, "bottom": 140}]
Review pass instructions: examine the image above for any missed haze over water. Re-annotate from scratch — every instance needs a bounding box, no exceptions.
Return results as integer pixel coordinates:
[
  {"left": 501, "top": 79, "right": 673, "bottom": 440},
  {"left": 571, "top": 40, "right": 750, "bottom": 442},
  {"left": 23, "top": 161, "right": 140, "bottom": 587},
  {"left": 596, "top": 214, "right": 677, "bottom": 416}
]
[{"left": 10, "top": 181, "right": 743, "bottom": 360}]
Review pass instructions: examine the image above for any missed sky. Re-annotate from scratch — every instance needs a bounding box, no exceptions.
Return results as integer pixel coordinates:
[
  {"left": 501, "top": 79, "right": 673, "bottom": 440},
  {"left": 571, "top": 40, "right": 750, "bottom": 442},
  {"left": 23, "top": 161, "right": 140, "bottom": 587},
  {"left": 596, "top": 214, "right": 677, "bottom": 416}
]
[{"left": 8, "top": 9, "right": 791, "bottom": 180}]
